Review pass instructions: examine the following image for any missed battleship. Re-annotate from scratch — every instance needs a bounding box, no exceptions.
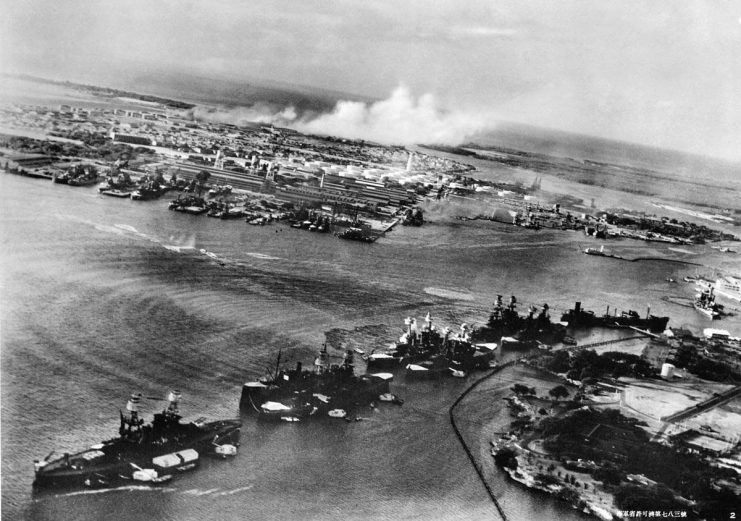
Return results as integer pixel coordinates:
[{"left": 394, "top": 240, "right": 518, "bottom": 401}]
[
  {"left": 694, "top": 287, "right": 722, "bottom": 319},
  {"left": 240, "top": 346, "right": 399, "bottom": 421},
  {"left": 33, "top": 391, "right": 241, "bottom": 489},
  {"left": 366, "top": 313, "right": 498, "bottom": 377},
  {"left": 560, "top": 301, "right": 670, "bottom": 332},
  {"left": 471, "top": 295, "right": 567, "bottom": 345}
]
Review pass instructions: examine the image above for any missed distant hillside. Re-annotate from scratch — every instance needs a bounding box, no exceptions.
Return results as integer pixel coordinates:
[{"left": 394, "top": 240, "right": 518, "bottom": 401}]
[
  {"left": 113, "top": 71, "right": 373, "bottom": 117},
  {"left": 468, "top": 123, "right": 741, "bottom": 184}
]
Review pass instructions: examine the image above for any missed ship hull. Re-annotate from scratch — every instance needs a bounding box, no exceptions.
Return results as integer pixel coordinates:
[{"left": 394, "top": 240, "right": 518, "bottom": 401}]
[{"left": 33, "top": 420, "right": 240, "bottom": 489}]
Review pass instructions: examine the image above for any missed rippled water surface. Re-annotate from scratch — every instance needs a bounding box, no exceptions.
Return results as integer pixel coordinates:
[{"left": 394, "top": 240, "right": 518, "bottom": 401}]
[{"left": 2, "top": 172, "right": 737, "bottom": 521}]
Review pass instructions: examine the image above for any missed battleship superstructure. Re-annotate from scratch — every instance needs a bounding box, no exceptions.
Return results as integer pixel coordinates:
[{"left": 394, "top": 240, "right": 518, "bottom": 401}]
[
  {"left": 240, "top": 346, "right": 398, "bottom": 420},
  {"left": 33, "top": 391, "right": 241, "bottom": 489}
]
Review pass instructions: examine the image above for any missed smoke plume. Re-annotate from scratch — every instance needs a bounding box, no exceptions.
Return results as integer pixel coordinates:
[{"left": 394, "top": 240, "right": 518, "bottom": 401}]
[
  {"left": 420, "top": 197, "right": 514, "bottom": 223},
  {"left": 292, "top": 85, "right": 488, "bottom": 145},
  {"left": 188, "top": 103, "right": 298, "bottom": 126},
  {"left": 184, "top": 85, "right": 491, "bottom": 146}
]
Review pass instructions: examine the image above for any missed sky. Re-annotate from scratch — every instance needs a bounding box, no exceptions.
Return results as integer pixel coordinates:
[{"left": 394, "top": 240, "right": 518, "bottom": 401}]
[{"left": 1, "top": 0, "right": 740, "bottom": 160}]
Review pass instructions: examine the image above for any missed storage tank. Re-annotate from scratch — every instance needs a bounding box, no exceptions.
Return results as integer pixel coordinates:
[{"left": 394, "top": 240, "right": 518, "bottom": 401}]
[{"left": 661, "top": 363, "right": 675, "bottom": 379}]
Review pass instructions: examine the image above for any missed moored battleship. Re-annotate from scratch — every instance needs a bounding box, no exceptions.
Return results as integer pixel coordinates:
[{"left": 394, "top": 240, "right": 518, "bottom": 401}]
[
  {"left": 694, "top": 287, "right": 722, "bottom": 319},
  {"left": 33, "top": 391, "right": 241, "bottom": 489},
  {"left": 472, "top": 295, "right": 567, "bottom": 345},
  {"left": 240, "top": 346, "right": 399, "bottom": 421},
  {"left": 367, "top": 314, "right": 497, "bottom": 376}
]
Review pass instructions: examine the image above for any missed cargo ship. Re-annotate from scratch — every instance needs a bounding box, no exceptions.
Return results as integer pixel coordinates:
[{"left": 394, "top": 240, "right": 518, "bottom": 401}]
[
  {"left": 240, "top": 346, "right": 399, "bottom": 421},
  {"left": 583, "top": 245, "right": 623, "bottom": 260},
  {"left": 33, "top": 391, "right": 240, "bottom": 489},
  {"left": 560, "top": 301, "right": 670, "bottom": 332}
]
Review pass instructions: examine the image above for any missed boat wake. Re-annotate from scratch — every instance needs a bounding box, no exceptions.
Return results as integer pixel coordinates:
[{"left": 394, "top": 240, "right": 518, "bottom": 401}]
[
  {"left": 667, "top": 247, "right": 696, "bottom": 255},
  {"left": 162, "top": 244, "right": 196, "bottom": 252},
  {"left": 423, "top": 287, "right": 475, "bottom": 301},
  {"left": 48, "top": 485, "right": 177, "bottom": 499},
  {"left": 245, "top": 252, "right": 282, "bottom": 261},
  {"left": 85, "top": 220, "right": 197, "bottom": 253},
  {"left": 43, "top": 484, "right": 253, "bottom": 500},
  {"left": 181, "top": 485, "right": 254, "bottom": 497}
]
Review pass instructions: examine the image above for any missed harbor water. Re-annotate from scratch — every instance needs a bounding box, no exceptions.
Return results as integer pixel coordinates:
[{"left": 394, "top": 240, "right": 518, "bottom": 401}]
[{"left": 1, "top": 171, "right": 738, "bottom": 521}]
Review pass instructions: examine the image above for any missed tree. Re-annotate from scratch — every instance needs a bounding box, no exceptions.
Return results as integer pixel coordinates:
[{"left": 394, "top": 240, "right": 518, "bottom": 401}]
[
  {"left": 549, "top": 385, "right": 570, "bottom": 400},
  {"left": 593, "top": 466, "right": 623, "bottom": 486},
  {"left": 512, "top": 384, "right": 536, "bottom": 395}
]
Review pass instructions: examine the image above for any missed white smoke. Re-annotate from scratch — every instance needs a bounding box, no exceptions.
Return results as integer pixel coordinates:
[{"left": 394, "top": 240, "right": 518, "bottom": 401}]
[
  {"left": 183, "top": 85, "right": 490, "bottom": 146},
  {"left": 292, "top": 85, "right": 489, "bottom": 145},
  {"left": 420, "top": 197, "right": 513, "bottom": 223},
  {"left": 188, "top": 103, "right": 298, "bottom": 126}
]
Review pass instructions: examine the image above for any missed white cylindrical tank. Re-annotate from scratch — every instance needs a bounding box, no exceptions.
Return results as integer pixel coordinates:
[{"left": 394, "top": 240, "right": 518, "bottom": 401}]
[{"left": 661, "top": 363, "right": 675, "bottom": 379}]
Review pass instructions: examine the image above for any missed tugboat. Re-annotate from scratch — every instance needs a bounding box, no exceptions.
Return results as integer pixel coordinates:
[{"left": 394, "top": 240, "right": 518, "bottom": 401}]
[
  {"left": 33, "top": 390, "right": 241, "bottom": 489},
  {"left": 240, "top": 346, "right": 398, "bottom": 421}
]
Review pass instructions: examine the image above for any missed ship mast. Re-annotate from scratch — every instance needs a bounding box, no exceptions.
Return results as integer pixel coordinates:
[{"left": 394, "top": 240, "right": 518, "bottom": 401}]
[
  {"left": 164, "top": 390, "right": 182, "bottom": 419},
  {"left": 120, "top": 392, "right": 144, "bottom": 439}
]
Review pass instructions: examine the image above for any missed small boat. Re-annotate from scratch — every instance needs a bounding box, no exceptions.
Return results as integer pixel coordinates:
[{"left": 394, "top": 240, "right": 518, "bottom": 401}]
[
  {"left": 378, "top": 393, "right": 403, "bottom": 405},
  {"left": 328, "top": 409, "right": 347, "bottom": 418},
  {"left": 364, "top": 352, "right": 400, "bottom": 370},
  {"left": 212, "top": 444, "right": 238, "bottom": 458},
  {"left": 100, "top": 189, "right": 134, "bottom": 198}
]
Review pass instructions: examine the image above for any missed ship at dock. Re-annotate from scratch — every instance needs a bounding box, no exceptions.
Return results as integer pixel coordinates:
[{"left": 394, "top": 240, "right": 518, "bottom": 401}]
[
  {"left": 471, "top": 295, "right": 567, "bottom": 346},
  {"left": 694, "top": 287, "right": 723, "bottom": 319},
  {"left": 240, "top": 346, "right": 399, "bottom": 421},
  {"left": 33, "top": 391, "right": 241, "bottom": 490},
  {"left": 560, "top": 301, "right": 670, "bottom": 332},
  {"left": 365, "top": 313, "right": 498, "bottom": 378}
]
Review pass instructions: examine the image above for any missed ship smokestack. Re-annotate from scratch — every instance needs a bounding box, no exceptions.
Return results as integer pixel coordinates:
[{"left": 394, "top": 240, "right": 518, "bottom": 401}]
[
  {"left": 575, "top": 302, "right": 581, "bottom": 313},
  {"left": 646, "top": 306, "right": 650, "bottom": 320}
]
